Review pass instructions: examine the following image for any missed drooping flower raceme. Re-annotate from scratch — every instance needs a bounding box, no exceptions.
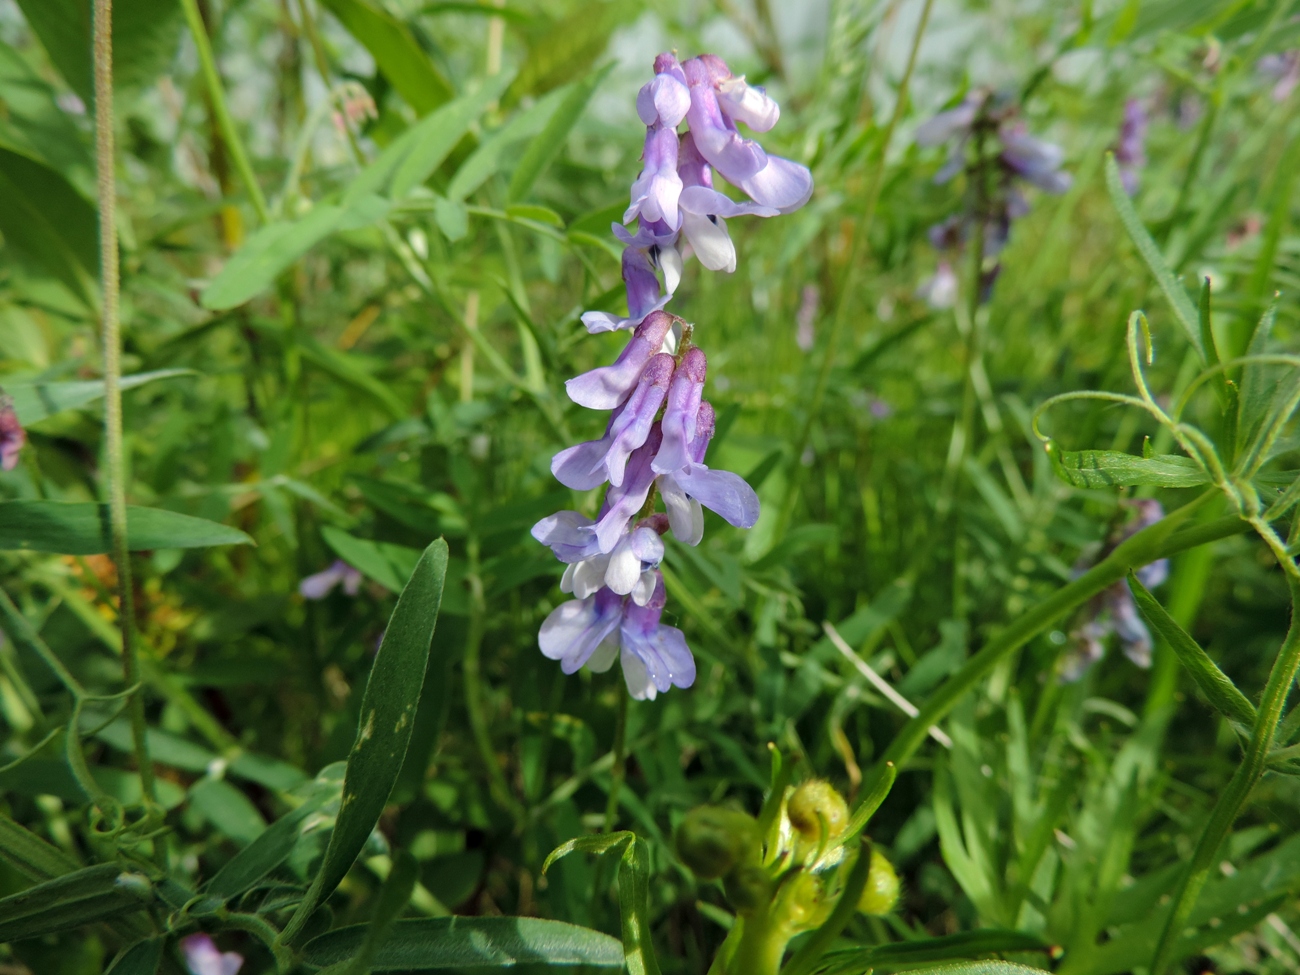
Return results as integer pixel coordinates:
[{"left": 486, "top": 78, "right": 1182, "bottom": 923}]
[{"left": 535, "top": 52, "right": 811, "bottom": 699}]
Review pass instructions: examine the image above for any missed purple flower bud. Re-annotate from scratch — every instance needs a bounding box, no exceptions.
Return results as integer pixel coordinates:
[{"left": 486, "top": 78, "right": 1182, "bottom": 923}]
[
  {"left": 637, "top": 54, "right": 691, "bottom": 126},
  {"left": 626, "top": 125, "right": 684, "bottom": 230},
  {"left": 653, "top": 348, "right": 707, "bottom": 474},
  {"left": 603, "top": 353, "right": 675, "bottom": 486},
  {"left": 678, "top": 132, "right": 712, "bottom": 189},
  {"left": 181, "top": 934, "right": 243, "bottom": 975},
  {"left": 591, "top": 425, "right": 662, "bottom": 553},
  {"left": 567, "top": 311, "right": 673, "bottom": 410},
  {"left": 657, "top": 400, "right": 758, "bottom": 544},
  {"left": 581, "top": 245, "right": 672, "bottom": 334},
  {"left": 999, "top": 126, "right": 1071, "bottom": 194},
  {"left": 682, "top": 57, "right": 768, "bottom": 184},
  {"left": 0, "top": 398, "right": 25, "bottom": 472}
]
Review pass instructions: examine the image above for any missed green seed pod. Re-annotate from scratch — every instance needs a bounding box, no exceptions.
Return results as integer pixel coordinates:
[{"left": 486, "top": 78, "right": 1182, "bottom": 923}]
[
  {"left": 787, "top": 780, "right": 849, "bottom": 842},
  {"left": 858, "top": 849, "right": 900, "bottom": 916},
  {"left": 723, "top": 859, "right": 772, "bottom": 913},
  {"left": 675, "top": 806, "right": 759, "bottom": 880}
]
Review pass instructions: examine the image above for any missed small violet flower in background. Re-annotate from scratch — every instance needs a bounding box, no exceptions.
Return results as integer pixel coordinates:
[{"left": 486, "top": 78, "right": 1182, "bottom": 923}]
[
  {"left": 181, "top": 934, "right": 243, "bottom": 975},
  {"left": 0, "top": 395, "right": 25, "bottom": 472},
  {"left": 1115, "top": 98, "right": 1148, "bottom": 195},
  {"left": 536, "top": 51, "right": 811, "bottom": 699},
  {"left": 1257, "top": 50, "right": 1300, "bottom": 103},
  {"left": 299, "top": 559, "right": 363, "bottom": 600},
  {"left": 915, "top": 89, "right": 1071, "bottom": 306},
  {"left": 1060, "top": 499, "right": 1168, "bottom": 682}
]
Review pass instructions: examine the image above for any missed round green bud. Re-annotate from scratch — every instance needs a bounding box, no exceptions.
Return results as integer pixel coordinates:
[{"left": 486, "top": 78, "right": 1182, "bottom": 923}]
[
  {"left": 787, "top": 780, "right": 849, "bottom": 842},
  {"left": 675, "top": 806, "right": 759, "bottom": 881},
  {"left": 858, "top": 849, "right": 900, "bottom": 916},
  {"left": 723, "top": 859, "right": 773, "bottom": 913}
]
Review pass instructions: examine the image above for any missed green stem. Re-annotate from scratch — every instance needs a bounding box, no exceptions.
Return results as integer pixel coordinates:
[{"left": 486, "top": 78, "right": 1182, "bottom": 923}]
[
  {"left": 461, "top": 534, "right": 523, "bottom": 820},
  {"left": 0, "top": 586, "right": 85, "bottom": 699},
  {"left": 179, "top": 0, "right": 270, "bottom": 224},
  {"left": 93, "top": 0, "right": 157, "bottom": 812},
  {"left": 775, "top": 0, "right": 935, "bottom": 538},
  {"left": 602, "top": 684, "right": 629, "bottom": 832},
  {"left": 1150, "top": 568, "right": 1300, "bottom": 975},
  {"left": 864, "top": 501, "right": 1248, "bottom": 789}
]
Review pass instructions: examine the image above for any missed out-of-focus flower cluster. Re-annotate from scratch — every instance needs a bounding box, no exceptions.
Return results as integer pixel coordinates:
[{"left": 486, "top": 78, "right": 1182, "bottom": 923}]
[
  {"left": 0, "top": 393, "right": 25, "bottom": 472},
  {"left": 1061, "top": 499, "right": 1169, "bottom": 682},
  {"left": 914, "top": 89, "right": 1072, "bottom": 308},
  {"left": 533, "top": 52, "right": 812, "bottom": 700}
]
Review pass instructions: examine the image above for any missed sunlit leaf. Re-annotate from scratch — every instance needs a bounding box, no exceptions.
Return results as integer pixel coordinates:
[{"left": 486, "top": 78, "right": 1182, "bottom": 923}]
[
  {"left": 318, "top": 0, "right": 452, "bottom": 114},
  {"left": 8, "top": 369, "right": 193, "bottom": 425},
  {"left": 1045, "top": 443, "right": 1210, "bottom": 488}
]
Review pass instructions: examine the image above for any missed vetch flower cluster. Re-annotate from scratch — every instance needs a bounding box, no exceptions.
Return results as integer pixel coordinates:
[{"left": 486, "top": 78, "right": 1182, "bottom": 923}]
[
  {"left": 0, "top": 393, "right": 24, "bottom": 472},
  {"left": 915, "top": 89, "right": 1072, "bottom": 307},
  {"left": 534, "top": 52, "right": 812, "bottom": 700}
]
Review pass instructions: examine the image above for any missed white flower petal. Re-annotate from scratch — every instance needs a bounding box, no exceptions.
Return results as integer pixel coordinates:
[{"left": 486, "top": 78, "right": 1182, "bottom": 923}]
[{"left": 681, "top": 210, "right": 736, "bottom": 273}]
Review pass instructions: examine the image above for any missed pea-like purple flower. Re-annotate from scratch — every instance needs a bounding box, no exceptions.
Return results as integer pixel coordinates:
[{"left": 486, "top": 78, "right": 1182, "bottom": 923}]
[
  {"left": 0, "top": 396, "right": 25, "bottom": 472},
  {"left": 536, "top": 51, "right": 809, "bottom": 699},
  {"left": 299, "top": 559, "right": 363, "bottom": 599}
]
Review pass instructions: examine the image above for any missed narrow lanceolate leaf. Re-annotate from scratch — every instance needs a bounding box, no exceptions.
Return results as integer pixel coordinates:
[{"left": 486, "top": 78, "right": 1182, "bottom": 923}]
[
  {"left": 1104, "top": 152, "right": 1204, "bottom": 360},
  {"left": 1045, "top": 443, "right": 1210, "bottom": 489},
  {"left": 507, "top": 64, "right": 613, "bottom": 202},
  {"left": 319, "top": 851, "right": 418, "bottom": 975},
  {"left": 1128, "top": 573, "right": 1257, "bottom": 728},
  {"left": 104, "top": 938, "right": 163, "bottom": 975},
  {"left": 7, "top": 369, "right": 193, "bottom": 425},
  {"left": 205, "top": 792, "right": 329, "bottom": 900},
  {"left": 317, "top": 0, "right": 452, "bottom": 114},
  {"left": 0, "top": 812, "right": 81, "bottom": 882},
  {"left": 280, "top": 539, "right": 449, "bottom": 944},
  {"left": 0, "top": 500, "right": 253, "bottom": 554},
  {"left": 0, "top": 862, "right": 155, "bottom": 941},
  {"left": 899, "top": 964, "right": 1050, "bottom": 975},
  {"left": 301, "top": 917, "right": 624, "bottom": 969},
  {"left": 822, "top": 930, "right": 1053, "bottom": 975}
]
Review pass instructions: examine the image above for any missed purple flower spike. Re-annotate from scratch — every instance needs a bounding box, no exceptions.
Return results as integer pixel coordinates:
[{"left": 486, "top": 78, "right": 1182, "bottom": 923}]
[
  {"left": 1116, "top": 98, "right": 1148, "bottom": 195},
  {"left": 181, "top": 934, "right": 244, "bottom": 975},
  {"left": 567, "top": 311, "right": 673, "bottom": 410},
  {"left": 592, "top": 426, "right": 662, "bottom": 553},
  {"left": 299, "top": 560, "right": 362, "bottom": 599},
  {"left": 539, "top": 587, "right": 624, "bottom": 674},
  {"left": 627, "top": 125, "right": 684, "bottom": 230},
  {"left": 637, "top": 54, "right": 691, "bottom": 126},
  {"left": 619, "top": 573, "right": 695, "bottom": 700},
  {"left": 653, "top": 348, "right": 707, "bottom": 474},
  {"left": 1000, "top": 127, "right": 1071, "bottom": 194},
  {"left": 0, "top": 399, "right": 25, "bottom": 472},
  {"left": 683, "top": 57, "right": 768, "bottom": 184}
]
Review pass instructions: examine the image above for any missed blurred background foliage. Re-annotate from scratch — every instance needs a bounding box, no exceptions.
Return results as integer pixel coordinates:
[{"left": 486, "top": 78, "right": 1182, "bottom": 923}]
[{"left": 1, "top": 0, "right": 1300, "bottom": 972}]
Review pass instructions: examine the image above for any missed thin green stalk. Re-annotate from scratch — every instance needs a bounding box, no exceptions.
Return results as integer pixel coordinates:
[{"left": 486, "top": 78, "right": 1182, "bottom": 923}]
[
  {"left": 180, "top": 0, "right": 270, "bottom": 223},
  {"left": 602, "top": 685, "right": 629, "bottom": 832},
  {"left": 93, "top": 0, "right": 157, "bottom": 812},
  {"left": 0, "top": 586, "right": 85, "bottom": 699},
  {"left": 461, "top": 534, "right": 523, "bottom": 821},
  {"left": 775, "top": 0, "right": 935, "bottom": 538},
  {"left": 864, "top": 501, "right": 1248, "bottom": 789},
  {"left": 1150, "top": 569, "right": 1300, "bottom": 975}
]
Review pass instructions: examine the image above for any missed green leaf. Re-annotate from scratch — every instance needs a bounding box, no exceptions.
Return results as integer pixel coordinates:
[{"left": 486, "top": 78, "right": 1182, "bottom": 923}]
[
  {"left": 823, "top": 931, "right": 1052, "bottom": 975},
  {"left": 321, "top": 525, "right": 422, "bottom": 593},
  {"left": 1045, "top": 443, "right": 1211, "bottom": 488},
  {"left": 507, "top": 64, "right": 611, "bottom": 202},
  {"left": 318, "top": 0, "right": 452, "bottom": 115},
  {"left": 0, "top": 813, "right": 81, "bottom": 883},
  {"left": 205, "top": 793, "right": 329, "bottom": 900},
  {"left": 446, "top": 85, "right": 570, "bottom": 201},
  {"left": 0, "top": 39, "right": 95, "bottom": 195},
  {"left": 0, "top": 148, "right": 98, "bottom": 307},
  {"left": 543, "top": 831, "right": 661, "bottom": 975},
  {"left": 0, "top": 862, "right": 154, "bottom": 941},
  {"left": 7, "top": 369, "right": 193, "bottom": 425},
  {"left": 0, "top": 501, "right": 254, "bottom": 554},
  {"left": 13, "top": 0, "right": 183, "bottom": 102},
  {"left": 280, "top": 539, "right": 449, "bottom": 944},
  {"left": 188, "top": 777, "right": 267, "bottom": 847},
  {"left": 301, "top": 916, "right": 625, "bottom": 969},
  {"left": 504, "top": 1, "right": 639, "bottom": 101},
  {"left": 385, "top": 72, "right": 515, "bottom": 199},
  {"left": 1127, "top": 573, "right": 1257, "bottom": 728},
  {"left": 903, "top": 965, "right": 1050, "bottom": 975},
  {"left": 297, "top": 336, "right": 408, "bottom": 418},
  {"left": 1104, "top": 153, "right": 1204, "bottom": 360},
  {"left": 320, "top": 851, "right": 418, "bottom": 975},
  {"left": 104, "top": 938, "right": 163, "bottom": 975}
]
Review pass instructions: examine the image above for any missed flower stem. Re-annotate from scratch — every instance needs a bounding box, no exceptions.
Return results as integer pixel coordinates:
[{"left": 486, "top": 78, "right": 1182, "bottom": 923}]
[
  {"left": 93, "top": 0, "right": 157, "bottom": 813},
  {"left": 603, "top": 684, "right": 629, "bottom": 832}
]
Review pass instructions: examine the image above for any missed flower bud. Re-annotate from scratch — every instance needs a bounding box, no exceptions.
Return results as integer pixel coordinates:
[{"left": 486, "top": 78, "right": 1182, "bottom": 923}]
[
  {"left": 787, "top": 780, "right": 849, "bottom": 842},
  {"left": 858, "top": 849, "right": 900, "bottom": 916},
  {"left": 722, "top": 859, "right": 772, "bottom": 913},
  {"left": 675, "top": 806, "right": 758, "bottom": 880}
]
